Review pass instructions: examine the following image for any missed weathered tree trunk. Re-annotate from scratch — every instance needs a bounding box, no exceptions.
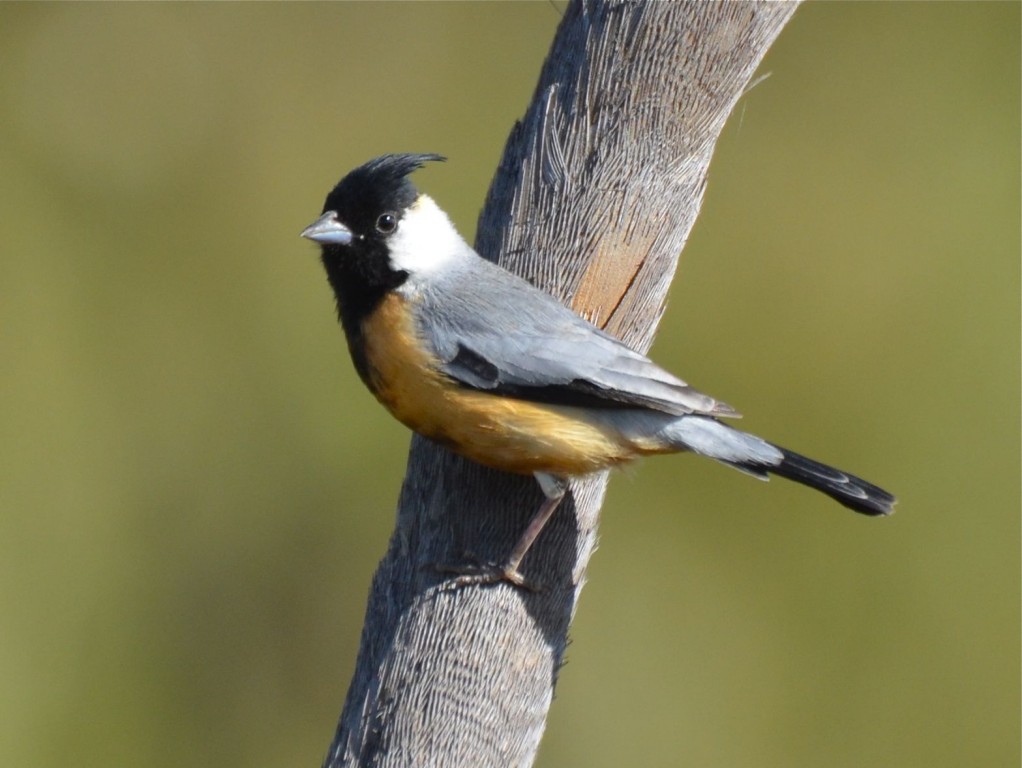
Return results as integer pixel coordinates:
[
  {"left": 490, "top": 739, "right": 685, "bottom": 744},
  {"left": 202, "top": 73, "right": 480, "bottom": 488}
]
[{"left": 323, "top": 2, "right": 799, "bottom": 766}]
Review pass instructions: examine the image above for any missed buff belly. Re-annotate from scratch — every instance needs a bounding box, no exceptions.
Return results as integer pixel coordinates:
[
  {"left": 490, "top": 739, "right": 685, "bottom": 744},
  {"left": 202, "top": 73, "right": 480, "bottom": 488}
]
[{"left": 359, "top": 293, "right": 671, "bottom": 476}]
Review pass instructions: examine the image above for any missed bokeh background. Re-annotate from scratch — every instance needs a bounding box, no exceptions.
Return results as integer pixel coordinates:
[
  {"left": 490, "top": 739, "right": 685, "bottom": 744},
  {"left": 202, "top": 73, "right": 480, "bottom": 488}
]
[{"left": 1, "top": 3, "right": 1017, "bottom": 767}]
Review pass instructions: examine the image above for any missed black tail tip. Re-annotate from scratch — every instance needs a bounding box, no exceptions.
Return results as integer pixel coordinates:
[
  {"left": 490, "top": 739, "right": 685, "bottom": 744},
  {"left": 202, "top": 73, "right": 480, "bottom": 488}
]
[{"left": 771, "top": 449, "right": 896, "bottom": 517}]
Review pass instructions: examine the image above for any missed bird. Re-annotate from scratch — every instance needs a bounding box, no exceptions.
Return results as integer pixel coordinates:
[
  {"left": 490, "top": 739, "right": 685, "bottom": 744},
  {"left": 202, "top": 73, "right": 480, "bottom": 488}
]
[{"left": 300, "top": 153, "right": 895, "bottom": 587}]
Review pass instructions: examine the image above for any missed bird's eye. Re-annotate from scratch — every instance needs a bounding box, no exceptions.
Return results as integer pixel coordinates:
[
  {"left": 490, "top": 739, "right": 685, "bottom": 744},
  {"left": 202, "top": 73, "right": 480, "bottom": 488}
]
[{"left": 375, "top": 213, "right": 398, "bottom": 234}]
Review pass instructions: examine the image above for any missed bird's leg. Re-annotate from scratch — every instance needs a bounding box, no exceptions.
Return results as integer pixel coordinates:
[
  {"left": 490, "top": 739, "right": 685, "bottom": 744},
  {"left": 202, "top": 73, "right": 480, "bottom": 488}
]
[
  {"left": 498, "top": 477, "right": 566, "bottom": 587},
  {"left": 439, "top": 473, "right": 567, "bottom": 590}
]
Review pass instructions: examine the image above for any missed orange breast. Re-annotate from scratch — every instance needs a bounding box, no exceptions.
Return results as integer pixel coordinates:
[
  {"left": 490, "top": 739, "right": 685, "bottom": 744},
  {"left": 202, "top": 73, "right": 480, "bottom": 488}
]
[{"left": 360, "top": 292, "right": 662, "bottom": 476}]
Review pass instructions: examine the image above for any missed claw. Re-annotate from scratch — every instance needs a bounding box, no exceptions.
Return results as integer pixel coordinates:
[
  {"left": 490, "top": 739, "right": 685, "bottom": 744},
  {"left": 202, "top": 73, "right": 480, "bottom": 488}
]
[{"left": 433, "top": 561, "right": 541, "bottom": 592}]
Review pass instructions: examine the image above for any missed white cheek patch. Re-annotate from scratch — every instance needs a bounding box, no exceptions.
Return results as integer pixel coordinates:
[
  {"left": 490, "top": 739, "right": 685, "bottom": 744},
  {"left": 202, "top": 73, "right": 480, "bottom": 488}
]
[{"left": 388, "top": 195, "right": 468, "bottom": 276}]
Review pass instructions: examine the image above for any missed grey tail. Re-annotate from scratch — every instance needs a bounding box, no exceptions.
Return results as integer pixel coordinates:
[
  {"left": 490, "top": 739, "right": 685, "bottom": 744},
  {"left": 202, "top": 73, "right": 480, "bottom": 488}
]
[
  {"left": 726, "top": 447, "right": 896, "bottom": 517},
  {"left": 663, "top": 416, "right": 896, "bottom": 517}
]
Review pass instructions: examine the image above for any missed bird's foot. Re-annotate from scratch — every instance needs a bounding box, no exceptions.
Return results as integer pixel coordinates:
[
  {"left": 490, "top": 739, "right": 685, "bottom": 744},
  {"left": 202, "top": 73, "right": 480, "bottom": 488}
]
[{"left": 432, "top": 560, "right": 540, "bottom": 592}]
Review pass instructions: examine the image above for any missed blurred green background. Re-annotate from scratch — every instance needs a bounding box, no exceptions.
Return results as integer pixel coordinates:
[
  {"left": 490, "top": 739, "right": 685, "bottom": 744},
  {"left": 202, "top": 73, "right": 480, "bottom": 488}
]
[{"left": 1, "top": 3, "right": 1017, "bottom": 767}]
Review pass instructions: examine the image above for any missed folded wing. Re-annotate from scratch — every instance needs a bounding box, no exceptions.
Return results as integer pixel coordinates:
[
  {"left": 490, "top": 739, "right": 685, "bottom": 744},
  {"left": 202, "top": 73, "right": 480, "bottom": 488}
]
[{"left": 419, "top": 261, "right": 738, "bottom": 419}]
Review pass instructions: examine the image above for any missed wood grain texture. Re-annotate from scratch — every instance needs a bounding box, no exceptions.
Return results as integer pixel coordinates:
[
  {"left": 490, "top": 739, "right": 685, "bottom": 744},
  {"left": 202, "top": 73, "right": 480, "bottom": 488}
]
[{"left": 323, "top": 2, "right": 800, "bottom": 766}]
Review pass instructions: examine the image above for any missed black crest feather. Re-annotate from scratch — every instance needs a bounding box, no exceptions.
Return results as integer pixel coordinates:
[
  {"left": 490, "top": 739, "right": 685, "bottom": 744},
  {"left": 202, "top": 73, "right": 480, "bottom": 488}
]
[{"left": 323, "top": 153, "right": 446, "bottom": 220}]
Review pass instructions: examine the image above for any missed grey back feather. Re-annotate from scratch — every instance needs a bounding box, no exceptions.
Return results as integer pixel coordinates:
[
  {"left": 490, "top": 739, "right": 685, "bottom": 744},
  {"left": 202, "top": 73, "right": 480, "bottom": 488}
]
[{"left": 413, "top": 254, "right": 737, "bottom": 418}]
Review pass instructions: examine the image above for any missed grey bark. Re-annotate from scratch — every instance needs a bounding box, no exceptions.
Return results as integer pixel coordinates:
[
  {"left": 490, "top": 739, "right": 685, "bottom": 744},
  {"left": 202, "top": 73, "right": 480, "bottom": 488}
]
[{"left": 323, "top": 2, "right": 800, "bottom": 766}]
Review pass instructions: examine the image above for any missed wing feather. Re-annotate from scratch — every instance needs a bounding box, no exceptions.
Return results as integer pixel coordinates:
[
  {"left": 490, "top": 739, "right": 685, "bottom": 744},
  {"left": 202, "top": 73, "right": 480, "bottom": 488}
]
[{"left": 416, "top": 260, "right": 738, "bottom": 419}]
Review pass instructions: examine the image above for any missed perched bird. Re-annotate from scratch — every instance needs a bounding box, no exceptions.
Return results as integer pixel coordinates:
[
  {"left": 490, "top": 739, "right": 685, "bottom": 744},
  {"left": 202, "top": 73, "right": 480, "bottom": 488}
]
[{"left": 301, "top": 153, "right": 895, "bottom": 587}]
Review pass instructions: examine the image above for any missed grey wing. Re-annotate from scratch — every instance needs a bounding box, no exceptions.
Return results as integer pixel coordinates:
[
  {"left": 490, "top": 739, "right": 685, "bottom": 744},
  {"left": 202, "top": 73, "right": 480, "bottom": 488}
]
[{"left": 419, "top": 262, "right": 738, "bottom": 418}]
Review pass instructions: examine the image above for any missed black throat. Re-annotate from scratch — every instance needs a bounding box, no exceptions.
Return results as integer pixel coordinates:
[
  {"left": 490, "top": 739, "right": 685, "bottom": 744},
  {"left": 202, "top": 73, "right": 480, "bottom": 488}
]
[{"left": 321, "top": 246, "right": 408, "bottom": 385}]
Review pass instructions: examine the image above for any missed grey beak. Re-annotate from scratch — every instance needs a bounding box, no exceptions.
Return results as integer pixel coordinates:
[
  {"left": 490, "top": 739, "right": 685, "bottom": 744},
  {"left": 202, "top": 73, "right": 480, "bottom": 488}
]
[{"left": 300, "top": 211, "right": 353, "bottom": 245}]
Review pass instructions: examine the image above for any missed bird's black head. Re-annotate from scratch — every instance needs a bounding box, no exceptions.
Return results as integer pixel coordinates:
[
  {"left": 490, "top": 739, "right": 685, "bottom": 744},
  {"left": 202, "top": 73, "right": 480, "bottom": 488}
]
[
  {"left": 320, "top": 153, "right": 445, "bottom": 242},
  {"left": 301, "top": 153, "right": 446, "bottom": 332}
]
